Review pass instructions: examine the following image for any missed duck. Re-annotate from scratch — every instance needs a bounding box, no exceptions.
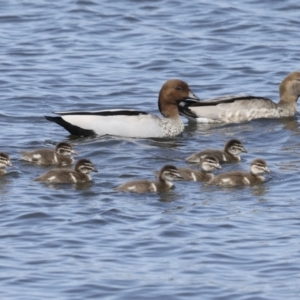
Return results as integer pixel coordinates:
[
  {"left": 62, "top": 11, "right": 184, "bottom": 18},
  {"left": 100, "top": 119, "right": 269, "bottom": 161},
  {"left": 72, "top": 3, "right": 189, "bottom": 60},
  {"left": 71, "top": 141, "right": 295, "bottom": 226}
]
[
  {"left": 115, "top": 165, "right": 182, "bottom": 193},
  {"left": 186, "top": 139, "right": 247, "bottom": 163},
  {"left": 177, "top": 155, "right": 221, "bottom": 182},
  {"left": 208, "top": 159, "right": 270, "bottom": 187},
  {"left": 0, "top": 152, "right": 12, "bottom": 176},
  {"left": 45, "top": 79, "right": 200, "bottom": 138},
  {"left": 21, "top": 142, "right": 76, "bottom": 166},
  {"left": 34, "top": 158, "right": 97, "bottom": 184},
  {"left": 179, "top": 71, "right": 300, "bottom": 123}
]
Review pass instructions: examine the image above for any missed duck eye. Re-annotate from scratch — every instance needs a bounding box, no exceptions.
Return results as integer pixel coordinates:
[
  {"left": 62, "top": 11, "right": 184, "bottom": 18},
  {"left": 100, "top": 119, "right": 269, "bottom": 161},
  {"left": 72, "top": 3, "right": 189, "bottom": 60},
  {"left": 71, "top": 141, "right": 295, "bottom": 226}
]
[{"left": 176, "top": 86, "right": 182, "bottom": 91}]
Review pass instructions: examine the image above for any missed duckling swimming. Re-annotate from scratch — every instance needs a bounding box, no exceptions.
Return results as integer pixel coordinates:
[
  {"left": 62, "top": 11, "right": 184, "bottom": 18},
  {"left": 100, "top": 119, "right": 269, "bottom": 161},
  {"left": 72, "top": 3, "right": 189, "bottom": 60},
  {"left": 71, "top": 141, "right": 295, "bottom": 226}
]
[
  {"left": 116, "top": 165, "right": 182, "bottom": 193},
  {"left": 208, "top": 159, "right": 270, "bottom": 187},
  {"left": 34, "top": 159, "right": 97, "bottom": 184},
  {"left": 21, "top": 142, "right": 76, "bottom": 166},
  {"left": 177, "top": 155, "right": 221, "bottom": 182},
  {"left": 186, "top": 139, "right": 247, "bottom": 163},
  {"left": 0, "top": 152, "right": 12, "bottom": 176}
]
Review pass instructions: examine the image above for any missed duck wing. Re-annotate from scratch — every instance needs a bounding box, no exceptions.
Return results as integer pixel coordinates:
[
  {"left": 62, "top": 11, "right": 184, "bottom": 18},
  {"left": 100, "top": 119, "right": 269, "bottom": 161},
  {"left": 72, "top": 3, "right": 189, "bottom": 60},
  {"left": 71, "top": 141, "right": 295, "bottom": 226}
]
[
  {"left": 45, "top": 109, "right": 164, "bottom": 137},
  {"left": 179, "top": 95, "right": 276, "bottom": 123}
]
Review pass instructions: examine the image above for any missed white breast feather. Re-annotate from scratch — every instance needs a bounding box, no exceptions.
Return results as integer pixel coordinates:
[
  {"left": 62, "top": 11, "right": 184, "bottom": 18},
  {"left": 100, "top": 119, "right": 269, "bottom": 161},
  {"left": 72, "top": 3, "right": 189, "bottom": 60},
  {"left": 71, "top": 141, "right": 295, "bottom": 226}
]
[
  {"left": 48, "top": 176, "right": 57, "bottom": 182},
  {"left": 33, "top": 154, "right": 41, "bottom": 160},
  {"left": 166, "top": 181, "right": 173, "bottom": 188}
]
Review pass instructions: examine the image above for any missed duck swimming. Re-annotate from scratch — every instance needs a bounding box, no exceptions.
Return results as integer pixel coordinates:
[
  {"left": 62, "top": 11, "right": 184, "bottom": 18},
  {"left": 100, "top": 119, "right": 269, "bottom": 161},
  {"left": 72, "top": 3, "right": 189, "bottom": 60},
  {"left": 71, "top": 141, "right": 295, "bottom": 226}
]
[
  {"left": 208, "top": 159, "right": 270, "bottom": 187},
  {"left": 179, "top": 71, "right": 300, "bottom": 123},
  {"left": 0, "top": 152, "right": 12, "bottom": 176},
  {"left": 34, "top": 159, "right": 97, "bottom": 184},
  {"left": 185, "top": 139, "right": 247, "bottom": 163},
  {"left": 21, "top": 142, "right": 76, "bottom": 166},
  {"left": 46, "top": 79, "right": 200, "bottom": 138},
  {"left": 115, "top": 165, "right": 182, "bottom": 193},
  {"left": 177, "top": 155, "right": 221, "bottom": 182}
]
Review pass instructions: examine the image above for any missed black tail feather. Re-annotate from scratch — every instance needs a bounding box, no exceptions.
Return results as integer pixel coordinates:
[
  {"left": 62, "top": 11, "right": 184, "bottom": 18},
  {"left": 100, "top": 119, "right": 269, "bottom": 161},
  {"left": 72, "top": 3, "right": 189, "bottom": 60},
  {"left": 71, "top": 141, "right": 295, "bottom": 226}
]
[{"left": 45, "top": 116, "right": 95, "bottom": 137}]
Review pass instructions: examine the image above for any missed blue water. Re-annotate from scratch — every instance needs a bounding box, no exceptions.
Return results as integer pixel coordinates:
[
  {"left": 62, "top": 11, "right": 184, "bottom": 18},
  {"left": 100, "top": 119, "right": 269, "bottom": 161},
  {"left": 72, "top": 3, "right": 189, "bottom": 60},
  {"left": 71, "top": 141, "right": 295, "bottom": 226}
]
[{"left": 1, "top": 0, "right": 300, "bottom": 299}]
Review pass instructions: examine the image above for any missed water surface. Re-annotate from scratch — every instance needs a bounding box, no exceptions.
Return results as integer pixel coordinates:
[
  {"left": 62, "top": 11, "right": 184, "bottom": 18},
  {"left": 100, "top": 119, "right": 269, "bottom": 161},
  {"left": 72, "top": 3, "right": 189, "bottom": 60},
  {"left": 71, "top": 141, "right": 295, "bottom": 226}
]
[{"left": 1, "top": 0, "right": 300, "bottom": 299}]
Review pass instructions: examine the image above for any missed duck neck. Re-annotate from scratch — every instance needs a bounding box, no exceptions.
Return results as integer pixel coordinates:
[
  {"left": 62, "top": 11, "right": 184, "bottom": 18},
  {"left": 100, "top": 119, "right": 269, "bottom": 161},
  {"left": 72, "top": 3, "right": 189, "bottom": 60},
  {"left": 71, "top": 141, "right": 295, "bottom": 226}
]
[
  {"left": 278, "top": 82, "right": 299, "bottom": 112},
  {"left": 200, "top": 170, "right": 213, "bottom": 181},
  {"left": 0, "top": 169, "right": 7, "bottom": 175},
  {"left": 158, "top": 99, "right": 180, "bottom": 119},
  {"left": 158, "top": 176, "right": 173, "bottom": 189},
  {"left": 250, "top": 171, "right": 264, "bottom": 182},
  {"left": 226, "top": 152, "right": 239, "bottom": 162},
  {"left": 278, "top": 97, "right": 297, "bottom": 114}
]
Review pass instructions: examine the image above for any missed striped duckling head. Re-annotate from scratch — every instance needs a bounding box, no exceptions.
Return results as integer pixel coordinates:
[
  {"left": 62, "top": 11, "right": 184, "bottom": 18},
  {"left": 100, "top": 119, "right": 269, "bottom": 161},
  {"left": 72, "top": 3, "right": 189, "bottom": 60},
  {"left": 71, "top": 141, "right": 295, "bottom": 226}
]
[
  {"left": 201, "top": 155, "right": 222, "bottom": 172},
  {"left": 75, "top": 159, "right": 98, "bottom": 174},
  {"left": 56, "top": 142, "right": 77, "bottom": 156},
  {"left": 0, "top": 152, "right": 12, "bottom": 168},
  {"left": 225, "top": 139, "right": 247, "bottom": 156}
]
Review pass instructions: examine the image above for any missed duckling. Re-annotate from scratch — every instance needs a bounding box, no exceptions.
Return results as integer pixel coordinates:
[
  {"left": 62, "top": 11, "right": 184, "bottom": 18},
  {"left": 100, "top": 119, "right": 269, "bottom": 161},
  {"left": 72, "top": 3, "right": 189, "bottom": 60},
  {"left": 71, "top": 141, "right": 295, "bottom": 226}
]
[
  {"left": 179, "top": 71, "right": 300, "bottom": 123},
  {"left": 177, "top": 155, "right": 221, "bottom": 182},
  {"left": 21, "top": 142, "right": 76, "bottom": 166},
  {"left": 0, "top": 152, "right": 12, "bottom": 176},
  {"left": 186, "top": 139, "right": 247, "bottom": 163},
  {"left": 34, "top": 159, "right": 97, "bottom": 184},
  {"left": 45, "top": 79, "right": 200, "bottom": 138},
  {"left": 115, "top": 165, "right": 182, "bottom": 193},
  {"left": 208, "top": 159, "right": 270, "bottom": 187}
]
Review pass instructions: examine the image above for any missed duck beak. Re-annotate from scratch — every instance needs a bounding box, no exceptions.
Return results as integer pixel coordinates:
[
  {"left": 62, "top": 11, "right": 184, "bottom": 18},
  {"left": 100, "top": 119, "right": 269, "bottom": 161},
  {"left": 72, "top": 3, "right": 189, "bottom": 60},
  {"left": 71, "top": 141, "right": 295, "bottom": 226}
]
[
  {"left": 265, "top": 167, "right": 270, "bottom": 173},
  {"left": 216, "top": 164, "right": 222, "bottom": 170},
  {"left": 187, "top": 90, "right": 201, "bottom": 101},
  {"left": 71, "top": 150, "right": 78, "bottom": 155},
  {"left": 242, "top": 148, "right": 248, "bottom": 153},
  {"left": 7, "top": 161, "right": 12, "bottom": 167},
  {"left": 92, "top": 166, "right": 98, "bottom": 172}
]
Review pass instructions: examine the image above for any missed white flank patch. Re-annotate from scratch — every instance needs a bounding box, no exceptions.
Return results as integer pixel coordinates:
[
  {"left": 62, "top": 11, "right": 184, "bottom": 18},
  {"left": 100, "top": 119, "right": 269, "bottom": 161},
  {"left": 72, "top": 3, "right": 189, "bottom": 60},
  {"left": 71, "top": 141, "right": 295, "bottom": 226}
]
[
  {"left": 33, "top": 154, "right": 41, "bottom": 160},
  {"left": 191, "top": 172, "right": 197, "bottom": 182},
  {"left": 243, "top": 177, "right": 250, "bottom": 185},
  {"left": 48, "top": 176, "right": 56, "bottom": 182},
  {"left": 151, "top": 183, "right": 157, "bottom": 192},
  {"left": 128, "top": 185, "right": 136, "bottom": 191},
  {"left": 70, "top": 174, "right": 77, "bottom": 183},
  {"left": 221, "top": 178, "right": 232, "bottom": 184},
  {"left": 222, "top": 154, "right": 227, "bottom": 161}
]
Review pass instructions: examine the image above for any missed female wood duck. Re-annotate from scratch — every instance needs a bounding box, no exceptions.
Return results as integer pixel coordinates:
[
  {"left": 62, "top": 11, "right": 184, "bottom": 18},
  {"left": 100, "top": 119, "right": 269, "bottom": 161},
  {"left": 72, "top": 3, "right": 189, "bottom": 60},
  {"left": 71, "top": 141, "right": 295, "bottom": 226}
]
[{"left": 179, "top": 71, "right": 300, "bottom": 123}]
